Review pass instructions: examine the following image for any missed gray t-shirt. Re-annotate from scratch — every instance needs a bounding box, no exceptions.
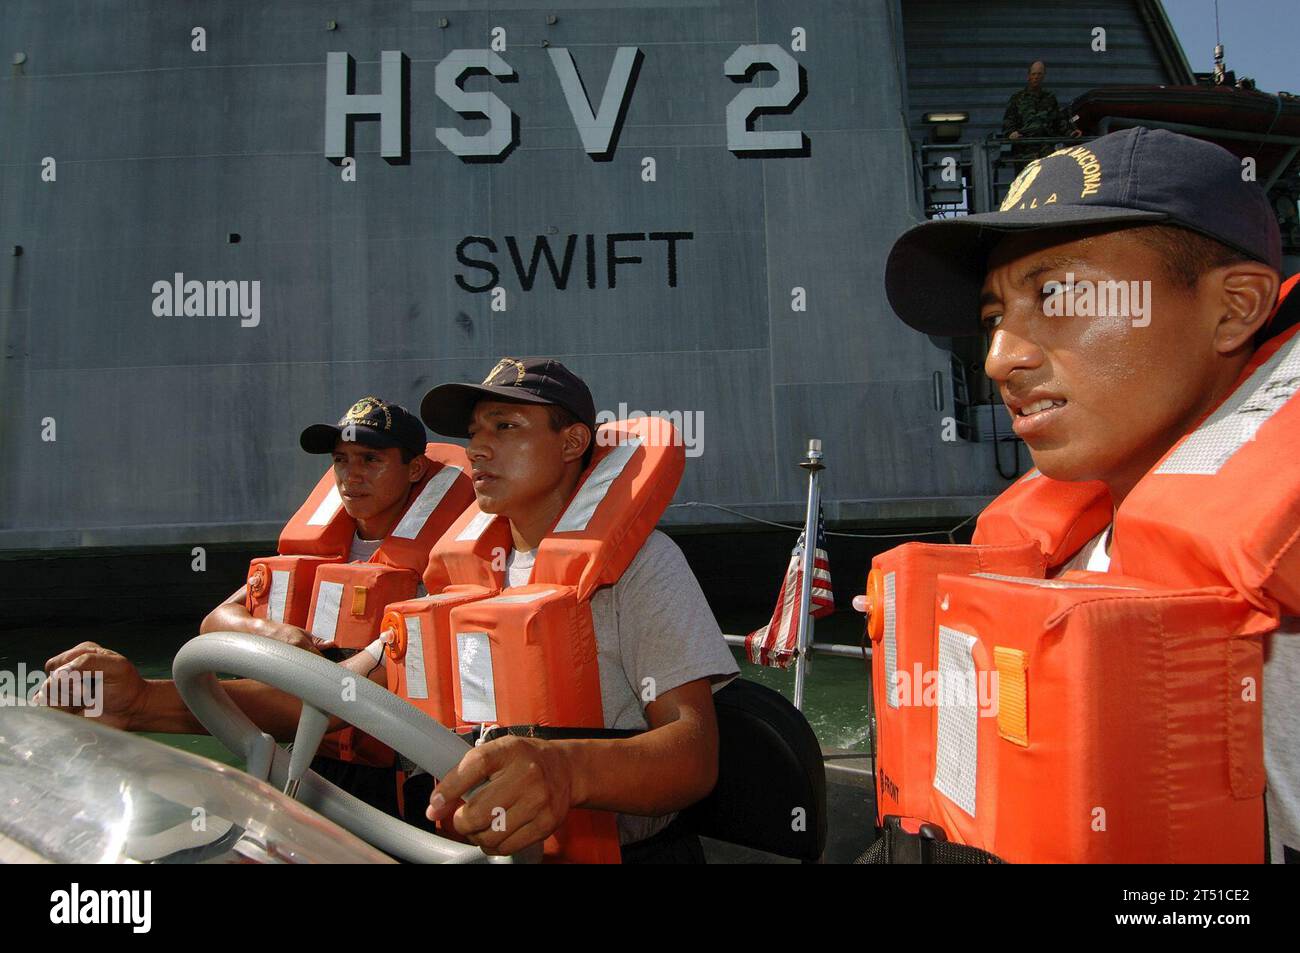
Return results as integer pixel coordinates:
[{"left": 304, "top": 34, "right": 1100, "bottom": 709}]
[
  {"left": 1263, "top": 622, "right": 1300, "bottom": 863},
  {"left": 348, "top": 532, "right": 381, "bottom": 562},
  {"left": 506, "top": 529, "right": 740, "bottom": 844}
]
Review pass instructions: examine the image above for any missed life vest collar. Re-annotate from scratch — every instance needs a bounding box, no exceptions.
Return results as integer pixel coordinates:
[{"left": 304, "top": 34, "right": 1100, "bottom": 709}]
[
  {"left": 277, "top": 442, "right": 475, "bottom": 573},
  {"left": 424, "top": 416, "right": 685, "bottom": 600}
]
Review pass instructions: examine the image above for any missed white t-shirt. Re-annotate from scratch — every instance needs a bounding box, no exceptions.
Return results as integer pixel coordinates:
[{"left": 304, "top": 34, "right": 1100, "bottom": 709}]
[
  {"left": 1051, "top": 525, "right": 1112, "bottom": 575},
  {"left": 348, "top": 532, "right": 382, "bottom": 563},
  {"left": 505, "top": 530, "right": 739, "bottom": 844},
  {"left": 1059, "top": 527, "right": 1300, "bottom": 864}
]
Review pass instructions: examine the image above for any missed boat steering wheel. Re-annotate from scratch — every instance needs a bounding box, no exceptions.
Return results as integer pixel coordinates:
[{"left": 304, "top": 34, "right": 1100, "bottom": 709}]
[{"left": 172, "top": 631, "right": 525, "bottom": 864}]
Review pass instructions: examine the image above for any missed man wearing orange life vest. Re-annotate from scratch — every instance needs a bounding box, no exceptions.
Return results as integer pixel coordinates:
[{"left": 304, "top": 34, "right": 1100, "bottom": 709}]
[
  {"left": 879, "top": 127, "right": 1297, "bottom": 862},
  {"left": 42, "top": 397, "right": 443, "bottom": 816},
  {"left": 411, "top": 358, "right": 739, "bottom": 862},
  {"left": 41, "top": 365, "right": 738, "bottom": 862},
  {"left": 200, "top": 397, "right": 434, "bottom": 651}
]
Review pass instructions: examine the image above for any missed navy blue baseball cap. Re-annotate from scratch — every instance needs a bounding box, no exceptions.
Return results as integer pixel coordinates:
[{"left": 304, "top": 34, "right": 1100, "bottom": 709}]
[
  {"left": 300, "top": 396, "right": 427, "bottom": 456},
  {"left": 421, "top": 357, "right": 597, "bottom": 438},
  {"left": 885, "top": 127, "right": 1283, "bottom": 337}
]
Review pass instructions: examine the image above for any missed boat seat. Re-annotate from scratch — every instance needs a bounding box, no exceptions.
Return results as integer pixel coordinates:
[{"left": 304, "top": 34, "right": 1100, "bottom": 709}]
[{"left": 681, "top": 678, "right": 827, "bottom": 862}]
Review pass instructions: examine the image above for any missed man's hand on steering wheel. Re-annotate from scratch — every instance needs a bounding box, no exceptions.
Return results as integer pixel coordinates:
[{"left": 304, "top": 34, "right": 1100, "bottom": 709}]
[{"left": 428, "top": 735, "right": 578, "bottom": 855}]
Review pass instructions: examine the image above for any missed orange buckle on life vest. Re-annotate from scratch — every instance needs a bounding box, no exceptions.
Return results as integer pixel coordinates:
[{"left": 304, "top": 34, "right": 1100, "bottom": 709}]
[
  {"left": 247, "top": 563, "right": 269, "bottom": 600},
  {"left": 382, "top": 608, "right": 406, "bottom": 661},
  {"left": 864, "top": 568, "right": 885, "bottom": 643},
  {"left": 319, "top": 725, "right": 396, "bottom": 768}
]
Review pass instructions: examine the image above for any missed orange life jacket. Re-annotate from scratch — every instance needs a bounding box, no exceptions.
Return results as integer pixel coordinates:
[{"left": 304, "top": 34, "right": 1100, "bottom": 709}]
[
  {"left": 382, "top": 415, "right": 685, "bottom": 863},
  {"left": 864, "top": 281, "right": 1300, "bottom": 862},
  {"left": 920, "top": 569, "right": 1261, "bottom": 862},
  {"left": 246, "top": 443, "right": 475, "bottom": 764}
]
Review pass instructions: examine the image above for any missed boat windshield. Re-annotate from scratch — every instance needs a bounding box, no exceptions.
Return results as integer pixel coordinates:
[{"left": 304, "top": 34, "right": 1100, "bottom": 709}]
[{"left": 0, "top": 707, "right": 394, "bottom": 864}]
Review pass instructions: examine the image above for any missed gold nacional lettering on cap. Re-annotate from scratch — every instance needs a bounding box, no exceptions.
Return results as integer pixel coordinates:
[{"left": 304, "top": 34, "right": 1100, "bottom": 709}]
[
  {"left": 483, "top": 357, "right": 527, "bottom": 387},
  {"left": 1056, "top": 145, "right": 1103, "bottom": 197},
  {"left": 999, "top": 146, "right": 1103, "bottom": 212},
  {"left": 1000, "top": 161, "right": 1042, "bottom": 211},
  {"left": 342, "top": 396, "right": 392, "bottom": 431}
]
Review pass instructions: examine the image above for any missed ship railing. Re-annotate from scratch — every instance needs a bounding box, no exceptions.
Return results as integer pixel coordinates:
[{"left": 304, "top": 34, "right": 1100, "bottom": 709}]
[
  {"left": 722, "top": 634, "right": 870, "bottom": 662},
  {"left": 915, "top": 136, "right": 1103, "bottom": 220},
  {"left": 981, "top": 134, "right": 1103, "bottom": 210}
]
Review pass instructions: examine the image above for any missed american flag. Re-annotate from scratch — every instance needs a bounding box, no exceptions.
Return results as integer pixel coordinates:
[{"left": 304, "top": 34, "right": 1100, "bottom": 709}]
[{"left": 744, "top": 506, "right": 835, "bottom": 669}]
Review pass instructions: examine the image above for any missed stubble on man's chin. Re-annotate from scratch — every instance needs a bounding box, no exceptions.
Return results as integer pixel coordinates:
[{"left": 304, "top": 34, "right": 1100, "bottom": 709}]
[
  {"left": 1024, "top": 448, "right": 1095, "bottom": 485},
  {"left": 474, "top": 495, "right": 503, "bottom": 515}
]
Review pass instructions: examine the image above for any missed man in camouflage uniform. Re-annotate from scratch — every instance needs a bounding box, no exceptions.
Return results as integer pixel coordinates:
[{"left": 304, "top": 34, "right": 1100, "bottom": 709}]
[{"left": 1001, "top": 61, "right": 1081, "bottom": 166}]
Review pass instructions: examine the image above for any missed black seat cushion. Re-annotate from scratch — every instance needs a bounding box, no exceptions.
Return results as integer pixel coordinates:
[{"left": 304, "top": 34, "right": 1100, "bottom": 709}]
[{"left": 681, "top": 679, "right": 827, "bottom": 861}]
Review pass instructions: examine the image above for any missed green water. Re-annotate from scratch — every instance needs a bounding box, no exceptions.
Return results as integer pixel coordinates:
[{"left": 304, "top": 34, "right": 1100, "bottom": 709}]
[
  {"left": 722, "top": 610, "right": 873, "bottom": 753},
  {"left": 732, "top": 650, "right": 870, "bottom": 752},
  {"left": 0, "top": 612, "right": 872, "bottom": 766}
]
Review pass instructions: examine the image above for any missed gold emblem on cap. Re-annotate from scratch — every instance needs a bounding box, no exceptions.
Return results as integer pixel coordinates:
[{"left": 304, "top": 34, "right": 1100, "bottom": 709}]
[
  {"left": 483, "top": 358, "right": 527, "bottom": 387},
  {"left": 1000, "top": 161, "right": 1042, "bottom": 212},
  {"left": 343, "top": 397, "right": 391, "bottom": 431},
  {"left": 1000, "top": 146, "right": 1103, "bottom": 211}
]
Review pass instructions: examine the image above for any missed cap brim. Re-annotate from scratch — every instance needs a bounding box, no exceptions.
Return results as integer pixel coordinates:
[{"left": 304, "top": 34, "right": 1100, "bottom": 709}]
[
  {"left": 420, "top": 383, "right": 553, "bottom": 438},
  {"left": 885, "top": 206, "right": 1169, "bottom": 337},
  {"left": 299, "top": 423, "right": 404, "bottom": 454}
]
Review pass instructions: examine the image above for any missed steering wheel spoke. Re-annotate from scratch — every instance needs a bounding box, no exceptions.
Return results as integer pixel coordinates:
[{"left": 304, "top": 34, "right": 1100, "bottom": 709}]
[
  {"left": 285, "top": 703, "right": 331, "bottom": 799},
  {"left": 245, "top": 729, "right": 277, "bottom": 784}
]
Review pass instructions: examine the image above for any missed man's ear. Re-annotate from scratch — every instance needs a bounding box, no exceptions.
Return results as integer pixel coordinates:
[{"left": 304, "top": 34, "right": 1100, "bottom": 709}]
[
  {"left": 407, "top": 453, "right": 430, "bottom": 484},
  {"left": 561, "top": 423, "right": 592, "bottom": 467},
  {"left": 1213, "top": 263, "right": 1281, "bottom": 354}
]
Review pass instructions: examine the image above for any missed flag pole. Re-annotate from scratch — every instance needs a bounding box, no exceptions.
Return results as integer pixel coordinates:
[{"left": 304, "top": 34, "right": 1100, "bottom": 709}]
[{"left": 793, "top": 438, "right": 825, "bottom": 712}]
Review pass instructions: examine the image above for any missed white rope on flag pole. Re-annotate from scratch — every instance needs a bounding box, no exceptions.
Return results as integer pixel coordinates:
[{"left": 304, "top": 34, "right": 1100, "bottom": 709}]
[{"left": 792, "top": 440, "right": 824, "bottom": 712}]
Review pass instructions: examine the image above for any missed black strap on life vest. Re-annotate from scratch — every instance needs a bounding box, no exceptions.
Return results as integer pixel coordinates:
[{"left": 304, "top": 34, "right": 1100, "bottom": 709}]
[
  {"left": 469, "top": 724, "right": 643, "bottom": 744},
  {"left": 395, "top": 724, "right": 643, "bottom": 778},
  {"left": 854, "top": 815, "right": 1005, "bottom": 864}
]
